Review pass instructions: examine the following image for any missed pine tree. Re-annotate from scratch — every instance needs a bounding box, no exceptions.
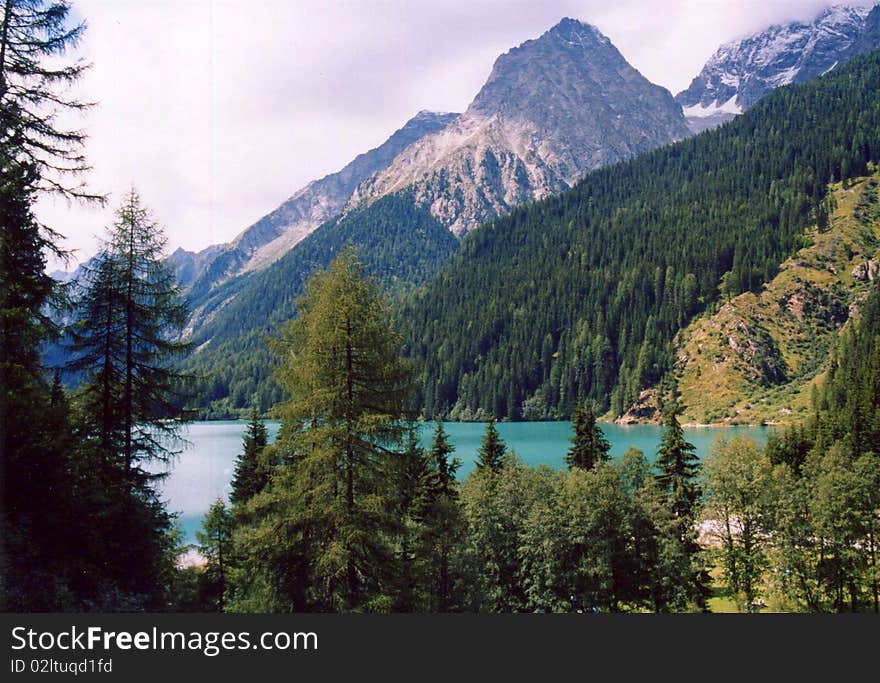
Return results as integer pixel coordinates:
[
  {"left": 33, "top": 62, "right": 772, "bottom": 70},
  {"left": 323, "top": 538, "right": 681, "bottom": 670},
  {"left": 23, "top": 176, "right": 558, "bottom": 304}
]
[
  {"left": 70, "top": 188, "right": 191, "bottom": 485},
  {"left": 565, "top": 402, "right": 611, "bottom": 471},
  {"left": 66, "top": 189, "right": 190, "bottom": 604},
  {"left": 654, "top": 403, "right": 701, "bottom": 539},
  {"left": 389, "top": 426, "right": 429, "bottom": 611},
  {"left": 416, "top": 419, "right": 462, "bottom": 611},
  {"left": 654, "top": 402, "right": 708, "bottom": 609},
  {"left": 476, "top": 416, "right": 506, "bottom": 472},
  {"left": 230, "top": 406, "right": 269, "bottom": 506},
  {"left": 0, "top": 0, "right": 100, "bottom": 200},
  {"left": 244, "top": 248, "right": 414, "bottom": 611},
  {"left": 196, "top": 498, "right": 232, "bottom": 611},
  {"left": 0, "top": 100, "right": 74, "bottom": 609}
]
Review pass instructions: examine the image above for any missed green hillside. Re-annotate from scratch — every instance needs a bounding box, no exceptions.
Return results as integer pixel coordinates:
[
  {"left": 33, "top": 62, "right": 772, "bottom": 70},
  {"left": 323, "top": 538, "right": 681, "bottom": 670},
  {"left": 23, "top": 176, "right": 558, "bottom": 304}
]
[
  {"left": 399, "top": 51, "right": 880, "bottom": 421},
  {"left": 663, "top": 172, "right": 880, "bottom": 426},
  {"left": 181, "top": 193, "right": 458, "bottom": 416}
]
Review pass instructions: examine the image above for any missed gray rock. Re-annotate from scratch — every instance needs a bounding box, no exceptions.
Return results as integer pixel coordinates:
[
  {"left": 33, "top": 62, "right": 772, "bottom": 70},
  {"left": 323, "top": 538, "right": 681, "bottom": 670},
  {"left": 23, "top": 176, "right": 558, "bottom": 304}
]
[
  {"left": 677, "top": 5, "right": 875, "bottom": 121},
  {"left": 349, "top": 18, "right": 689, "bottom": 236}
]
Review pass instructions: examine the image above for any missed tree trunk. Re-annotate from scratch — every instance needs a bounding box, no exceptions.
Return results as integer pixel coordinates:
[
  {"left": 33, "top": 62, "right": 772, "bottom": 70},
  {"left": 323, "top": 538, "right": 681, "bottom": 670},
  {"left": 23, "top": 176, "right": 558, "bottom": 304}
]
[
  {"left": 0, "top": 0, "right": 12, "bottom": 99},
  {"left": 124, "top": 202, "right": 135, "bottom": 489},
  {"left": 345, "top": 315, "right": 358, "bottom": 609}
]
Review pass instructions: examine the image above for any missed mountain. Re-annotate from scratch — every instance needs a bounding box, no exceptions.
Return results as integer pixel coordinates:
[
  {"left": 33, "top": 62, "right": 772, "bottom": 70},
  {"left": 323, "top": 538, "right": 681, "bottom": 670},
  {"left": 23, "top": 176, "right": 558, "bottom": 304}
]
[
  {"left": 167, "top": 244, "right": 226, "bottom": 289},
  {"left": 175, "top": 17, "right": 696, "bottom": 415},
  {"left": 349, "top": 18, "right": 689, "bottom": 236},
  {"left": 657, "top": 172, "right": 880, "bottom": 427},
  {"left": 180, "top": 194, "right": 459, "bottom": 417},
  {"left": 843, "top": 3, "right": 880, "bottom": 58},
  {"left": 184, "top": 110, "right": 457, "bottom": 299},
  {"left": 396, "top": 50, "right": 880, "bottom": 421},
  {"left": 677, "top": 4, "right": 875, "bottom": 131}
]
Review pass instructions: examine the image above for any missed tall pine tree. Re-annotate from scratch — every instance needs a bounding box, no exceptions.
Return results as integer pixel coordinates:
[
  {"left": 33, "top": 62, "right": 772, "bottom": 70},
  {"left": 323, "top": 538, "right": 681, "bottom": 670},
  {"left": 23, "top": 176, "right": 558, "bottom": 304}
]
[
  {"left": 230, "top": 406, "right": 269, "bottom": 507},
  {"left": 565, "top": 402, "right": 611, "bottom": 471},
  {"left": 70, "top": 188, "right": 191, "bottom": 484},
  {"left": 476, "top": 416, "right": 506, "bottom": 472},
  {"left": 416, "top": 419, "right": 462, "bottom": 611},
  {"left": 67, "top": 189, "right": 191, "bottom": 604},
  {"left": 237, "top": 249, "right": 414, "bottom": 611},
  {"left": 0, "top": 0, "right": 100, "bottom": 609},
  {"left": 654, "top": 402, "right": 708, "bottom": 609}
]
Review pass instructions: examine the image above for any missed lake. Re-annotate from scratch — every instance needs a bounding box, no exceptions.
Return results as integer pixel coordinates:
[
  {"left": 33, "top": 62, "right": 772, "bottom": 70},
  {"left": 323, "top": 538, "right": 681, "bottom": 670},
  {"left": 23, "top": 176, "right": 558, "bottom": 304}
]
[{"left": 159, "top": 420, "right": 772, "bottom": 544}]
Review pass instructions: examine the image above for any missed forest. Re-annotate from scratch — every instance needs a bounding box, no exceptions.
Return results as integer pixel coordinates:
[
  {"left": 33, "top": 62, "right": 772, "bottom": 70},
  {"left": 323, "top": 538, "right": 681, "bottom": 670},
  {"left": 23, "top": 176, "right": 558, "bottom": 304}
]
[
  {"left": 174, "top": 49, "right": 880, "bottom": 421},
  {"left": 0, "top": 1, "right": 878, "bottom": 614}
]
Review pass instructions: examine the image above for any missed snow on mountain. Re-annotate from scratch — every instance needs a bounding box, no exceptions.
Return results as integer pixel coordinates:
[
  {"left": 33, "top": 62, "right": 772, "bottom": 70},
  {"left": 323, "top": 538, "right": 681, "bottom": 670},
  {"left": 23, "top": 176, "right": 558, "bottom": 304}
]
[{"left": 677, "top": 4, "right": 875, "bottom": 131}]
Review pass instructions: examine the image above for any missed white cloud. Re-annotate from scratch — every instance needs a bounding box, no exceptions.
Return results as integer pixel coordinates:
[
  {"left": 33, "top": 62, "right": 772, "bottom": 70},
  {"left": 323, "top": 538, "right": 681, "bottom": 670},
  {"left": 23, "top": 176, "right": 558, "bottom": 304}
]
[{"left": 39, "top": 0, "right": 876, "bottom": 270}]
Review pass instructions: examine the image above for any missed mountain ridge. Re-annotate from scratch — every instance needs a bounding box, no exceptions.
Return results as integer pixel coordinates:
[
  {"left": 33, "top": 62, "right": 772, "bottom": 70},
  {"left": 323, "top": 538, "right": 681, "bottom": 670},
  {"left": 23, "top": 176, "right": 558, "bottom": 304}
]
[
  {"left": 677, "top": 4, "right": 876, "bottom": 130},
  {"left": 181, "top": 109, "right": 458, "bottom": 301},
  {"left": 348, "top": 17, "right": 689, "bottom": 236}
]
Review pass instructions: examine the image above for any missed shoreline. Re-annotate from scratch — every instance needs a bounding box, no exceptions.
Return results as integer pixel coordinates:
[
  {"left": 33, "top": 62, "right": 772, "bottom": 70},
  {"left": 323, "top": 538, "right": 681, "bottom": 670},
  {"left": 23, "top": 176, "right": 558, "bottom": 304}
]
[{"left": 185, "top": 415, "right": 778, "bottom": 428}]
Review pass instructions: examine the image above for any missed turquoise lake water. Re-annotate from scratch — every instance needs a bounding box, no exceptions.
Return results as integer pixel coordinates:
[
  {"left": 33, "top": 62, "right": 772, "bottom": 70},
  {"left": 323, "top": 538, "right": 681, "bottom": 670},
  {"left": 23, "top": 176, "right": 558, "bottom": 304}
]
[{"left": 159, "top": 420, "right": 772, "bottom": 543}]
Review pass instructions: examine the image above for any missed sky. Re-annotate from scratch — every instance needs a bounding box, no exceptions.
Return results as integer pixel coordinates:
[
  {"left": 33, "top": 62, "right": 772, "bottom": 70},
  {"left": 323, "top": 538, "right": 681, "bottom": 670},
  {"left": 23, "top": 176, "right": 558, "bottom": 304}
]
[{"left": 40, "top": 0, "right": 876, "bottom": 270}]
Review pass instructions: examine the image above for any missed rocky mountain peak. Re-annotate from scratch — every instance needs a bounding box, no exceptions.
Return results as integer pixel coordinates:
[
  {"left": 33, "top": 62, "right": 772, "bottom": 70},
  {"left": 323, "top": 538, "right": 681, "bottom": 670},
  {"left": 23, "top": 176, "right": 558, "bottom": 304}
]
[
  {"left": 677, "top": 3, "right": 875, "bottom": 131},
  {"left": 349, "top": 18, "right": 689, "bottom": 235}
]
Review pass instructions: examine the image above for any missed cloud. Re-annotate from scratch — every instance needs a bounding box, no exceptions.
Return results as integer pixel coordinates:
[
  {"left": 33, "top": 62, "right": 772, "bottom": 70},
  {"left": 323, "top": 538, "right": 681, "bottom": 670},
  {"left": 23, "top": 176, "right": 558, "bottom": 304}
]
[{"left": 39, "top": 0, "right": 876, "bottom": 270}]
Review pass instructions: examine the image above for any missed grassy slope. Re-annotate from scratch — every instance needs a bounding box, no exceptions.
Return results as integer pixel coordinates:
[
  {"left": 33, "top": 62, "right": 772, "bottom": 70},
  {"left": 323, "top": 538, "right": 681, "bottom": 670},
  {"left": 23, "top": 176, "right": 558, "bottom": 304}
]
[{"left": 671, "top": 169, "right": 880, "bottom": 426}]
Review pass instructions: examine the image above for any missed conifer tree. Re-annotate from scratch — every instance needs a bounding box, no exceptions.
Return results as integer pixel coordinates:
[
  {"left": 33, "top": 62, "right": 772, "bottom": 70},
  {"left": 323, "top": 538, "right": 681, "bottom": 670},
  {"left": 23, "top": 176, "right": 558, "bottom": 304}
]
[
  {"left": 655, "top": 402, "right": 701, "bottom": 536},
  {"left": 416, "top": 419, "right": 462, "bottom": 611},
  {"left": 230, "top": 406, "right": 269, "bottom": 506},
  {"left": 654, "top": 401, "right": 708, "bottom": 608},
  {"left": 476, "top": 416, "right": 506, "bottom": 472},
  {"left": 0, "top": 1, "right": 120, "bottom": 610},
  {"left": 196, "top": 498, "right": 233, "bottom": 611},
  {"left": 70, "top": 188, "right": 191, "bottom": 485},
  {"left": 246, "top": 248, "right": 414, "bottom": 611},
  {"left": 565, "top": 402, "right": 611, "bottom": 471},
  {"left": 389, "top": 426, "right": 429, "bottom": 611},
  {"left": 65, "top": 189, "right": 190, "bottom": 604},
  {"left": 0, "top": 0, "right": 100, "bottom": 200}
]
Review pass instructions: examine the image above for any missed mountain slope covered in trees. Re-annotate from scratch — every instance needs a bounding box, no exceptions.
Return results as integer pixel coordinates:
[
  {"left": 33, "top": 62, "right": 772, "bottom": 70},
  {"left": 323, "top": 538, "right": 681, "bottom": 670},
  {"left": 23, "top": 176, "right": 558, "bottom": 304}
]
[
  {"left": 664, "top": 172, "right": 880, "bottom": 427},
  {"left": 398, "top": 50, "right": 880, "bottom": 422},
  {"left": 181, "top": 194, "right": 458, "bottom": 415}
]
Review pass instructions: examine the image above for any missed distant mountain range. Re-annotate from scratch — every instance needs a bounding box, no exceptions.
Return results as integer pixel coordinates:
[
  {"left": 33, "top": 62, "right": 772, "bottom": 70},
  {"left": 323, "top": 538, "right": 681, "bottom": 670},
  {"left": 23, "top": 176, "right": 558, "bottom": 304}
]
[
  {"left": 677, "top": 3, "right": 879, "bottom": 132},
  {"left": 49, "top": 8, "right": 880, "bottom": 421},
  {"left": 172, "top": 17, "right": 689, "bottom": 299},
  {"left": 348, "top": 18, "right": 689, "bottom": 236}
]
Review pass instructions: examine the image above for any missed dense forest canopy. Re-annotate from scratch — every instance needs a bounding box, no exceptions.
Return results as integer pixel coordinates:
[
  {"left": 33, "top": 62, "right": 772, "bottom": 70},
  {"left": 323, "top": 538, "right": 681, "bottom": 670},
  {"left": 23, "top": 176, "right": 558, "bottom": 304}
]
[
  {"left": 399, "top": 50, "right": 880, "bottom": 421},
  {"left": 180, "top": 193, "right": 458, "bottom": 416}
]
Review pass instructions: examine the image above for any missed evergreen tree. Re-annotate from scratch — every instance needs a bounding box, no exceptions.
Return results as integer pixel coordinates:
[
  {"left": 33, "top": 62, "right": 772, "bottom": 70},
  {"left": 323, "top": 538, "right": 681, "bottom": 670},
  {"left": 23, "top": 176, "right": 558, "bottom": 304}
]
[
  {"left": 416, "top": 419, "right": 463, "bottom": 611},
  {"left": 475, "top": 417, "right": 506, "bottom": 472},
  {"left": 654, "top": 402, "right": 708, "bottom": 609},
  {"left": 0, "top": 0, "right": 94, "bottom": 607},
  {"left": 565, "top": 401, "right": 611, "bottom": 471},
  {"left": 655, "top": 403, "right": 701, "bottom": 536},
  {"left": 66, "top": 189, "right": 190, "bottom": 603},
  {"left": 389, "top": 426, "right": 430, "bottom": 612},
  {"left": 196, "top": 498, "right": 232, "bottom": 611},
  {"left": 238, "top": 249, "right": 414, "bottom": 611},
  {"left": 0, "top": 0, "right": 100, "bottom": 200},
  {"left": 230, "top": 406, "right": 269, "bottom": 506},
  {"left": 70, "top": 188, "right": 191, "bottom": 484}
]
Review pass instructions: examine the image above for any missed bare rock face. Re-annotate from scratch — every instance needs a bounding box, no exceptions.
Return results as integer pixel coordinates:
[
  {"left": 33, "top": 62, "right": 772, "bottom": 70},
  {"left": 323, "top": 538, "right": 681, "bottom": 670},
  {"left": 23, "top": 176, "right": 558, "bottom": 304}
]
[
  {"left": 617, "top": 389, "right": 661, "bottom": 425},
  {"left": 349, "top": 18, "right": 689, "bottom": 236},
  {"left": 677, "top": 5, "right": 874, "bottom": 131},
  {"left": 185, "top": 110, "right": 457, "bottom": 300},
  {"left": 852, "top": 259, "right": 880, "bottom": 282}
]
